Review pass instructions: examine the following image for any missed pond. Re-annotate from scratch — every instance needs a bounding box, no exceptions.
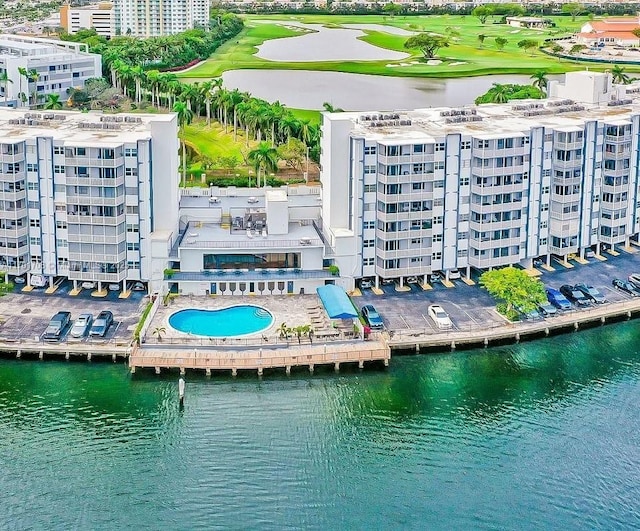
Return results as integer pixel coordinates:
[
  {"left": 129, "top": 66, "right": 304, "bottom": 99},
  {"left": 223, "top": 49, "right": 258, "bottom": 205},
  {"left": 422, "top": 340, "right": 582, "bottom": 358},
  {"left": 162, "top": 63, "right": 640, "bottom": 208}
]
[
  {"left": 253, "top": 21, "right": 411, "bottom": 62},
  {"left": 220, "top": 70, "right": 558, "bottom": 111}
]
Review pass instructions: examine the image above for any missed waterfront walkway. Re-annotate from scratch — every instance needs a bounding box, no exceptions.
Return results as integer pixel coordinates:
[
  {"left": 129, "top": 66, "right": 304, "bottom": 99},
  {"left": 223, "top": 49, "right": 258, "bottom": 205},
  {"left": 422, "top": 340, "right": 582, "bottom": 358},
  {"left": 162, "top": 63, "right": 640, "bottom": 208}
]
[{"left": 130, "top": 339, "right": 390, "bottom": 376}]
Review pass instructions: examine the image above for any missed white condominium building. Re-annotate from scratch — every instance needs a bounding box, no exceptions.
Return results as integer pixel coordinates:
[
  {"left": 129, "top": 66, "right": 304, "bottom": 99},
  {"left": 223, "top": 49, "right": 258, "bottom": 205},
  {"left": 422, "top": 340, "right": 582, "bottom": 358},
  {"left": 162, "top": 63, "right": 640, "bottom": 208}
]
[
  {"left": 0, "top": 35, "right": 101, "bottom": 109},
  {"left": 0, "top": 109, "right": 179, "bottom": 294},
  {"left": 320, "top": 71, "right": 640, "bottom": 291},
  {"left": 115, "top": 0, "right": 210, "bottom": 37},
  {"left": 60, "top": 2, "right": 116, "bottom": 39}
]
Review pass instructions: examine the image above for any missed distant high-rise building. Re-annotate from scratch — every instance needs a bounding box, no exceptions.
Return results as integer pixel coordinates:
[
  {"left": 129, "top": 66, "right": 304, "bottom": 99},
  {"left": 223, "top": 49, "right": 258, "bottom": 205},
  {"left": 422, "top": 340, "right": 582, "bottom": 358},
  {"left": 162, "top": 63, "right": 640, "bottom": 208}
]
[{"left": 61, "top": 0, "right": 210, "bottom": 38}]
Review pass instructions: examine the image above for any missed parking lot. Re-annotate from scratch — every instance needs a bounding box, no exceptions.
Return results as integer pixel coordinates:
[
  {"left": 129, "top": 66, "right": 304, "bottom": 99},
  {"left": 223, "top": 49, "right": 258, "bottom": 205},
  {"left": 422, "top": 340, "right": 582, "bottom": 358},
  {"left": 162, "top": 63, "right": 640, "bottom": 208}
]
[
  {"left": 0, "top": 288, "right": 146, "bottom": 343},
  {"left": 355, "top": 250, "right": 640, "bottom": 333}
]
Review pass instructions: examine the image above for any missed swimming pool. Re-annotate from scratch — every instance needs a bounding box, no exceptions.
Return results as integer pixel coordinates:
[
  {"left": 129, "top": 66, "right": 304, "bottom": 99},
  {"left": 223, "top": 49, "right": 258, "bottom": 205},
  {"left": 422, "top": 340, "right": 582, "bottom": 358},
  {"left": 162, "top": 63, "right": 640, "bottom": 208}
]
[{"left": 168, "top": 305, "right": 274, "bottom": 337}]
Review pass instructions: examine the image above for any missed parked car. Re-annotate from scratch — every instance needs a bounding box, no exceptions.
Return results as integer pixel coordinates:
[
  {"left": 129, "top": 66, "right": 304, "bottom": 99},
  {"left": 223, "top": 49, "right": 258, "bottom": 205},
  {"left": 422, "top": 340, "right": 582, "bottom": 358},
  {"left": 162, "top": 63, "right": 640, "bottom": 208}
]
[
  {"left": 381, "top": 278, "right": 396, "bottom": 286},
  {"left": 428, "top": 304, "right": 453, "bottom": 329},
  {"left": 43, "top": 311, "right": 71, "bottom": 341},
  {"left": 628, "top": 274, "right": 640, "bottom": 289},
  {"left": 132, "top": 282, "right": 146, "bottom": 291},
  {"left": 560, "top": 284, "right": 591, "bottom": 307},
  {"left": 574, "top": 283, "right": 607, "bottom": 304},
  {"left": 30, "top": 274, "right": 47, "bottom": 288},
  {"left": 516, "top": 306, "right": 542, "bottom": 321},
  {"left": 13, "top": 276, "right": 25, "bottom": 285},
  {"left": 361, "top": 304, "right": 384, "bottom": 330},
  {"left": 360, "top": 279, "right": 373, "bottom": 289},
  {"left": 448, "top": 269, "right": 461, "bottom": 280},
  {"left": 546, "top": 288, "right": 572, "bottom": 311},
  {"left": 538, "top": 303, "right": 558, "bottom": 317},
  {"left": 108, "top": 283, "right": 120, "bottom": 291},
  {"left": 89, "top": 310, "right": 114, "bottom": 337},
  {"left": 406, "top": 276, "right": 418, "bottom": 284},
  {"left": 82, "top": 281, "right": 96, "bottom": 290},
  {"left": 612, "top": 278, "right": 640, "bottom": 297},
  {"left": 70, "top": 313, "right": 93, "bottom": 338}
]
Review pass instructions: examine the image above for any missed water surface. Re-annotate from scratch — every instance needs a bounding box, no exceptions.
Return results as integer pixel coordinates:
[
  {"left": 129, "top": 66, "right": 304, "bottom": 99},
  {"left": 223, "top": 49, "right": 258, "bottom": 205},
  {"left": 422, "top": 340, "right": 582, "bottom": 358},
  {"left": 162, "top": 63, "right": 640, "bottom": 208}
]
[{"left": 1, "top": 321, "right": 640, "bottom": 529}]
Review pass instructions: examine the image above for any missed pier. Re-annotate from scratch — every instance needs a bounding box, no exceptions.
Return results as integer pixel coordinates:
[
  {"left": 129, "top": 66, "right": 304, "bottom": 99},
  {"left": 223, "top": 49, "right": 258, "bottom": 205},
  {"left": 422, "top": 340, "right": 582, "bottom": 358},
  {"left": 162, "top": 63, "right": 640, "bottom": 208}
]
[{"left": 129, "top": 339, "right": 391, "bottom": 376}]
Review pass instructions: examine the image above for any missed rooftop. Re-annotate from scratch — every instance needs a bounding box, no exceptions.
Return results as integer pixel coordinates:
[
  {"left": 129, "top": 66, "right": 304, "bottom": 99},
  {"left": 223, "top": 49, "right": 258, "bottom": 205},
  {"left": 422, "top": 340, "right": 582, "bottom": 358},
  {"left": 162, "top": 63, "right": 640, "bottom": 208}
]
[
  {"left": 179, "top": 190, "right": 322, "bottom": 210},
  {"left": 326, "top": 76, "right": 640, "bottom": 140},
  {"left": 0, "top": 109, "right": 175, "bottom": 144}
]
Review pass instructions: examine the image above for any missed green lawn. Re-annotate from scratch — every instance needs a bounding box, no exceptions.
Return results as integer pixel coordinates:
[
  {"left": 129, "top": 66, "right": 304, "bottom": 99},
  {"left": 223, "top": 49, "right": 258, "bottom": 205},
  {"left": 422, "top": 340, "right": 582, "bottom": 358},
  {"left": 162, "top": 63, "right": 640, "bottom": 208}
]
[
  {"left": 183, "top": 119, "right": 257, "bottom": 160},
  {"left": 179, "top": 14, "right": 637, "bottom": 81}
]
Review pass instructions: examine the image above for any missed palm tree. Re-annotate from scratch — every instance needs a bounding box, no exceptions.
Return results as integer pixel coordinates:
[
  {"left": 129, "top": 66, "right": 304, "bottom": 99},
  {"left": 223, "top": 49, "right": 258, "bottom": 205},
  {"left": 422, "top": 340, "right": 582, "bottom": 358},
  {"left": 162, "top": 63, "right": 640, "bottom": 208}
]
[
  {"left": 152, "top": 326, "right": 166, "bottom": 342},
  {"left": 612, "top": 64, "right": 631, "bottom": 85},
  {"left": 489, "top": 83, "right": 509, "bottom": 104},
  {"left": 276, "top": 322, "right": 289, "bottom": 339},
  {"left": 322, "top": 102, "right": 344, "bottom": 113},
  {"left": 131, "top": 65, "right": 145, "bottom": 103},
  {"left": 173, "top": 101, "right": 194, "bottom": 187},
  {"left": 530, "top": 70, "right": 549, "bottom": 95},
  {"left": 0, "top": 71, "right": 12, "bottom": 106},
  {"left": 27, "top": 69, "right": 39, "bottom": 108},
  {"left": 44, "top": 93, "right": 62, "bottom": 110},
  {"left": 247, "top": 142, "right": 279, "bottom": 188},
  {"left": 17, "top": 67, "right": 27, "bottom": 108}
]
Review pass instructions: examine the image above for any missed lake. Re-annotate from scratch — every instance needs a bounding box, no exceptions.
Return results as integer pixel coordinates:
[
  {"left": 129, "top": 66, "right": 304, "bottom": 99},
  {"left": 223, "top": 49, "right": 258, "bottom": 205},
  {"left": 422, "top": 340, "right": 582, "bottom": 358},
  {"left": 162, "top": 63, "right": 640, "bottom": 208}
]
[
  {"left": 220, "top": 70, "right": 555, "bottom": 110},
  {"left": 2, "top": 320, "right": 640, "bottom": 529}
]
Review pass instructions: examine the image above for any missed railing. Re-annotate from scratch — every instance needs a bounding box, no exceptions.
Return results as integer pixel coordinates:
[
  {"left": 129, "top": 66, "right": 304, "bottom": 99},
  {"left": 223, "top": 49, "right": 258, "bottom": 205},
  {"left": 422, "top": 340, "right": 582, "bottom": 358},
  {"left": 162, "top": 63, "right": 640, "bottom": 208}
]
[
  {"left": 68, "top": 252, "right": 126, "bottom": 262},
  {"left": 68, "top": 271, "right": 126, "bottom": 282},
  {"left": 180, "top": 237, "right": 323, "bottom": 249},
  {"left": 66, "top": 195, "right": 124, "bottom": 207},
  {"left": 65, "top": 176, "right": 125, "bottom": 187},
  {"left": 64, "top": 157, "right": 125, "bottom": 168},
  {"left": 67, "top": 234, "right": 124, "bottom": 244},
  {"left": 66, "top": 214, "right": 126, "bottom": 226},
  {"left": 141, "top": 332, "right": 363, "bottom": 349}
]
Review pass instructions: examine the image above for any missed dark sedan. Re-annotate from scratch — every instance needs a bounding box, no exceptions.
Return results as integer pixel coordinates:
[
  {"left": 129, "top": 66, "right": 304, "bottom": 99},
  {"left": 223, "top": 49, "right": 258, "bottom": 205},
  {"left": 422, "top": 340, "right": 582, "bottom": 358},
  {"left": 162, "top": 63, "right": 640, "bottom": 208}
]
[
  {"left": 560, "top": 284, "right": 591, "bottom": 307},
  {"left": 574, "top": 283, "right": 607, "bottom": 304},
  {"left": 612, "top": 278, "right": 640, "bottom": 297}
]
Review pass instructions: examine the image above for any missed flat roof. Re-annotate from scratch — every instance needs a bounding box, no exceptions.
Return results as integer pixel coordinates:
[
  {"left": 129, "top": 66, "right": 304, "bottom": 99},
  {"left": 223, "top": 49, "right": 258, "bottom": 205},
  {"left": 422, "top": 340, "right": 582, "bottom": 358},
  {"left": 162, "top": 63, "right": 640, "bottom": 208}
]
[
  {"left": 0, "top": 109, "right": 175, "bottom": 144},
  {"left": 180, "top": 190, "right": 322, "bottom": 210}
]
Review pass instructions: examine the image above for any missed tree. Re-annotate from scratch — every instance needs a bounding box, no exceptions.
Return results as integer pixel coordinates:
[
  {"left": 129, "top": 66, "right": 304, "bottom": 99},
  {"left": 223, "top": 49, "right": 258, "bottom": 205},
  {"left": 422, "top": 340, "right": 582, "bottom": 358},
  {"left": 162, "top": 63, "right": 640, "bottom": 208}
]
[
  {"left": 173, "top": 100, "right": 194, "bottom": 187},
  {"left": 247, "top": 142, "right": 279, "bottom": 187},
  {"left": 517, "top": 39, "right": 539, "bottom": 55},
  {"left": 17, "top": 67, "right": 27, "bottom": 107},
  {"left": 530, "top": 70, "right": 549, "bottom": 94},
  {"left": 475, "top": 83, "right": 545, "bottom": 105},
  {"left": 152, "top": 326, "right": 167, "bottom": 341},
  {"left": 494, "top": 37, "right": 508, "bottom": 51},
  {"left": 480, "top": 267, "right": 546, "bottom": 319},
  {"left": 0, "top": 71, "right": 12, "bottom": 105},
  {"left": 472, "top": 5, "right": 492, "bottom": 24},
  {"left": 382, "top": 2, "right": 402, "bottom": 17},
  {"left": 569, "top": 43, "right": 587, "bottom": 55},
  {"left": 404, "top": 33, "right": 450, "bottom": 59},
  {"left": 44, "top": 93, "right": 63, "bottom": 110},
  {"left": 632, "top": 28, "right": 640, "bottom": 40},
  {"left": 322, "top": 102, "right": 344, "bottom": 113},
  {"left": 477, "top": 34, "right": 487, "bottom": 48},
  {"left": 561, "top": 2, "right": 585, "bottom": 22},
  {"left": 276, "top": 322, "right": 289, "bottom": 339},
  {"left": 551, "top": 44, "right": 564, "bottom": 56},
  {"left": 612, "top": 64, "right": 630, "bottom": 84},
  {"left": 277, "top": 138, "right": 306, "bottom": 171}
]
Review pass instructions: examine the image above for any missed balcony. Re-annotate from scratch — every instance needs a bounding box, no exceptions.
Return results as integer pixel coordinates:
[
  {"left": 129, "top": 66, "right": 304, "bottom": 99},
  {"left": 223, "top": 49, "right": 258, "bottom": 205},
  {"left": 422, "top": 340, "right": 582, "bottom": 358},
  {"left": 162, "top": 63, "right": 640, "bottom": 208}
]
[
  {"left": 0, "top": 226, "right": 28, "bottom": 238},
  {"left": 0, "top": 153, "right": 25, "bottom": 163},
  {"left": 0, "top": 208, "right": 27, "bottom": 220},
  {"left": 1, "top": 262, "right": 30, "bottom": 275},
  {"left": 68, "top": 270, "right": 126, "bottom": 282},
  {"left": 66, "top": 195, "right": 123, "bottom": 207},
  {"left": 68, "top": 251, "right": 126, "bottom": 263},
  {"left": 64, "top": 156, "right": 125, "bottom": 168},
  {"left": 375, "top": 209, "right": 431, "bottom": 223},
  {"left": 0, "top": 190, "right": 26, "bottom": 202},
  {"left": 0, "top": 243, "right": 29, "bottom": 257},
  {"left": 170, "top": 269, "right": 333, "bottom": 282},
  {"left": 376, "top": 248, "right": 430, "bottom": 260},
  {"left": 67, "top": 233, "right": 124, "bottom": 244},
  {"left": 468, "top": 254, "right": 520, "bottom": 269},
  {"left": 66, "top": 213, "right": 126, "bottom": 226},
  {"left": 374, "top": 265, "right": 431, "bottom": 278},
  {"left": 65, "top": 175, "right": 125, "bottom": 187}
]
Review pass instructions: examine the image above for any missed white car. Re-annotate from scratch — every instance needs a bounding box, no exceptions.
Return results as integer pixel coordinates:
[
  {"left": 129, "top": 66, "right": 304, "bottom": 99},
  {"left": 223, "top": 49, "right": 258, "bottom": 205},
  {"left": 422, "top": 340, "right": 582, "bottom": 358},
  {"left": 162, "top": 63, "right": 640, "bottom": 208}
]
[
  {"left": 70, "top": 313, "right": 93, "bottom": 338},
  {"left": 81, "top": 281, "right": 96, "bottom": 290},
  {"left": 448, "top": 269, "right": 461, "bottom": 280},
  {"left": 428, "top": 304, "right": 453, "bottom": 329},
  {"left": 360, "top": 279, "right": 373, "bottom": 289},
  {"left": 406, "top": 276, "right": 418, "bottom": 284}
]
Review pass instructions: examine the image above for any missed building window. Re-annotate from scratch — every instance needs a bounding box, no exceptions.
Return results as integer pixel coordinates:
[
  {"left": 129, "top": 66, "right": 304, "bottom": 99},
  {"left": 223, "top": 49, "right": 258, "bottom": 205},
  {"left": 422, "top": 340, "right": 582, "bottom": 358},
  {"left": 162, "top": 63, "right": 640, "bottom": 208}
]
[
  {"left": 410, "top": 257, "right": 422, "bottom": 263},
  {"left": 459, "top": 176, "right": 470, "bottom": 186},
  {"left": 29, "top": 219, "right": 39, "bottom": 227},
  {"left": 27, "top": 182, "right": 38, "bottom": 191},
  {"left": 125, "top": 168, "right": 138, "bottom": 177},
  {"left": 363, "top": 221, "right": 375, "bottom": 230},
  {"left": 56, "top": 220, "right": 67, "bottom": 229},
  {"left": 363, "top": 184, "right": 376, "bottom": 193},
  {"left": 539, "top": 238, "right": 547, "bottom": 245},
  {"left": 433, "top": 216, "right": 444, "bottom": 224},
  {"left": 432, "top": 252, "right": 442, "bottom": 260},
  {"left": 27, "top": 164, "right": 38, "bottom": 173},
  {"left": 364, "top": 146, "right": 376, "bottom": 155},
  {"left": 29, "top": 237, "right": 40, "bottom": 245},
  {"left": 53, "top": 146, "right": 64, "bottom": 155},
  {"left": 461, "top": 141, "right": 471, "bottom": 150},
  {"left": 433, "top": 234, "right": 442, "bottom": 242},
  {"left": 126, "top": 206, "right": 139, "bottom": 214},
  {"left": 363, "top": 258, "right": 374, "bottom": 266},
  {"left": 363, "top": 239, "right": 374, "bottom": 248},
  {"left": 127, "top": 261, "right": 140, "bottom": 270},
  {"left": 127, "top": 242, "right": 139, "bottom": 251},
  {"left": 125, "top": 148, "right": 137, "bottom": 157},
  {"left": 54, "top": 165, "right": 65, "bottom": 174},
  {"left": 56, "top": 239, "right": 68, "bottom": 247},
  {"left": 126, "top": 224, "right": 139, "bottom": 233},
  {"left": 457, "top": 249, "right": 468, "bottom": 258},
  {"left": 434, "top": 161, "right": 445, "bottom": 170},
  {"left": 364, "top": 165, "right": 376, "bottom": 174},
  {"left": 435, "top": 143, "right": 445, "bottom": 152}
]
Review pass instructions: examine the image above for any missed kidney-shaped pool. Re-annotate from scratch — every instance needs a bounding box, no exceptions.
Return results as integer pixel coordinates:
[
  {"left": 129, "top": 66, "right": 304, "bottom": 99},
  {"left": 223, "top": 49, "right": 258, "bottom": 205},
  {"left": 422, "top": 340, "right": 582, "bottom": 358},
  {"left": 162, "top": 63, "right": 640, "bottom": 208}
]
[{"left": 168, "top": 306, "right": 274, "bottom": 337}]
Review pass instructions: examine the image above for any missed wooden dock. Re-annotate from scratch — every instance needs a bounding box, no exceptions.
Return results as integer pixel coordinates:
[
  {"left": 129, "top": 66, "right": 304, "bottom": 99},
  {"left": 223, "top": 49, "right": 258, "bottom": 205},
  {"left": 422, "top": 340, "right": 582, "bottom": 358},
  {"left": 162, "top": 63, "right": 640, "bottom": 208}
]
[
  {"left": 0, "top": 340, "right": 130, "bottom": 362},
  {"left": 129, "top": 339, "right": 391, "bottom": 376}
]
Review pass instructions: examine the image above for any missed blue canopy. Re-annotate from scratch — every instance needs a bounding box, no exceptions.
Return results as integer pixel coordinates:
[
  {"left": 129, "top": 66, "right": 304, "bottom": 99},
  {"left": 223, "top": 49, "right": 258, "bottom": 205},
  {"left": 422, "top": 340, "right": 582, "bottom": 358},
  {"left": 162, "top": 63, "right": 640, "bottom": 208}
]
[{"left": 316, "top": 284, "right": 358, "bottom": 319}]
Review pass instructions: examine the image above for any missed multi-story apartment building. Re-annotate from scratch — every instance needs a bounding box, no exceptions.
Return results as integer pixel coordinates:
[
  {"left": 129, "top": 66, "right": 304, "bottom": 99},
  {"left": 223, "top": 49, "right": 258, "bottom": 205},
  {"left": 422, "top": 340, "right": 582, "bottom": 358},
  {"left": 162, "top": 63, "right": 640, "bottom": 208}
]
[
  {"left": 60, "top": 2, "right": 116, "bottom": 39},
  {"left": 114, "top": 0, "right": 210, "bottom": 37},
  {"left": 0, "top": 35, "right": 101, "bottom": 109},
  {"left": 0, "top": 109, "right": 179, "bottom": 294},
  {"left": 320, "top": 71, "right": 640, "bottom": 291},
  {"left": 61, "top": 0, "right": 209, "bottom": 38}
]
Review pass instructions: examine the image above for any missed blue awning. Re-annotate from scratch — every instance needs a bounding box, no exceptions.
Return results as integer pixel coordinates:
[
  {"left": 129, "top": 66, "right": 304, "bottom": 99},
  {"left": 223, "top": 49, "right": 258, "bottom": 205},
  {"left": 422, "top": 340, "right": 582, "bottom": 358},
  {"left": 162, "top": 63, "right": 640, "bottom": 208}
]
[{"left": 316, "top": 284, "right": 358, "bottom": 319}]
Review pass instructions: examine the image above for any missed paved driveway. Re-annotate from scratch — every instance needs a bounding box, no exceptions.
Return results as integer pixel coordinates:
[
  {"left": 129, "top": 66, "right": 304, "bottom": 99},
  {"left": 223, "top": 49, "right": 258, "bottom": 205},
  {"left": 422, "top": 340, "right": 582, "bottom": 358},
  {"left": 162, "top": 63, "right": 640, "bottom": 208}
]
[{"left": 355, "top": 250, "right": 640, "bottom": 333}]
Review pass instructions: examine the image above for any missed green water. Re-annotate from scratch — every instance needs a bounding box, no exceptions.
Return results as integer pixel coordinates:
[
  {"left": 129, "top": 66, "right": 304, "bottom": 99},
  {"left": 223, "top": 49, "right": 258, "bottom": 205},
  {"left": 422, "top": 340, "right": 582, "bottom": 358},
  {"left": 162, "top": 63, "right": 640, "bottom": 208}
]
[{"left": 2, "top": 322, "right": 640, "bottom": 530}]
